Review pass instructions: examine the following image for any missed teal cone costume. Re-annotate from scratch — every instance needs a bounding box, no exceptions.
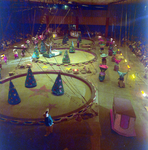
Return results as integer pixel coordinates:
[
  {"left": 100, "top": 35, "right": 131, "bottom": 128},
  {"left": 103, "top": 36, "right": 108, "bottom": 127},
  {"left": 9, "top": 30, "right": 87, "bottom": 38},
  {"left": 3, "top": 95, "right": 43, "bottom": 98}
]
[
  {"left": 25, "top": 67, "right": 37, "bottom": 88},
  {"left": 52, "top": 72, "right": 64, "bottom": 96},
  {"left": 32, "top": 45, "right": 39, "bottom": 59},
  {"left": 8, "top": 80, "right": 21, "bottom": 105},
  {"left": 69, "top": 41, "right": 75, "bottom": 53},
  {"left": 40, "top": 41, "right": 46, "bottom": 54},
  {"left": 62, "top": 50, "right": 70, "bottom": 63}
]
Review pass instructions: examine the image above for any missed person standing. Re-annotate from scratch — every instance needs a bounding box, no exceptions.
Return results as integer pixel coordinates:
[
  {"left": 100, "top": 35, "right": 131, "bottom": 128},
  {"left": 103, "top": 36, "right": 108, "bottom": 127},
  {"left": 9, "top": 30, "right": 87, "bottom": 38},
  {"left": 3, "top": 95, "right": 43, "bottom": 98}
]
[
  {"left": 13, "top": 49, "right": 19, "bottom": 59},
  {"left": 77, "top": 40, "right": 79, "bottom": 48},
  {"left": 43, "top": 109, "right": 54, "bottom": 136}
]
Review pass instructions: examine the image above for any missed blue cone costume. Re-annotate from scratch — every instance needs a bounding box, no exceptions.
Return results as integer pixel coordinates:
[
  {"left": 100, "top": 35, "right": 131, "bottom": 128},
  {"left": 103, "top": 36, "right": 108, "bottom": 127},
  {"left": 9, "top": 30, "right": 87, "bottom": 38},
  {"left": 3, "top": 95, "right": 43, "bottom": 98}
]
[{"left": 8, "top": 80, "right": 21, "bottom": 105}]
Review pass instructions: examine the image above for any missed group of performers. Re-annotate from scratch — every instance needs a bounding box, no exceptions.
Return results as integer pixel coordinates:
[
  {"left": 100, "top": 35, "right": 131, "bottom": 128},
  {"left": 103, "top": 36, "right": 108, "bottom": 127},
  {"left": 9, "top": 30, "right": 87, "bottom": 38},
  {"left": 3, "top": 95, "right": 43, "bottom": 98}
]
[
  {"left": 98, "top": 36, "right": 129, "bottom": 88},
  {"left": 0, "top": 31, "right": 130, "bottom": 88}
]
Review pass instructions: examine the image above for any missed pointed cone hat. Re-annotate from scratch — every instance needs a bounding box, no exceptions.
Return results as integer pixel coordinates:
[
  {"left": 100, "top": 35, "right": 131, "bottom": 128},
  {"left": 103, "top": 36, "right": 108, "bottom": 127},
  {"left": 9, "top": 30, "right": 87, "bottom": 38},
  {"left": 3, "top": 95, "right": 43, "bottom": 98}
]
[{"left": 72, "top": 41, "right": 74, "bottom": 47}]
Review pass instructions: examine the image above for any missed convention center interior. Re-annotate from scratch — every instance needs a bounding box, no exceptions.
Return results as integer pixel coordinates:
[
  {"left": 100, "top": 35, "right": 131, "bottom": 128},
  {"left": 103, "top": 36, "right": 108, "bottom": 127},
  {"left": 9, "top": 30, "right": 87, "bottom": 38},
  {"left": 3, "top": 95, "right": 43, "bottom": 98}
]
[{"left": 0, "top": 0, "right": 148, "bottom": 149}]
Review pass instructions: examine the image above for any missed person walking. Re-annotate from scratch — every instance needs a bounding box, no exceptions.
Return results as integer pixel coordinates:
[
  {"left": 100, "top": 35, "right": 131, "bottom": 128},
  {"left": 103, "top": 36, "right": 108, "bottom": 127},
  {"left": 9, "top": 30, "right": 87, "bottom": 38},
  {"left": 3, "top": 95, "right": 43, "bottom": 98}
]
[{"left": 43, "top": 109, "right": 54, "bottom": 136}]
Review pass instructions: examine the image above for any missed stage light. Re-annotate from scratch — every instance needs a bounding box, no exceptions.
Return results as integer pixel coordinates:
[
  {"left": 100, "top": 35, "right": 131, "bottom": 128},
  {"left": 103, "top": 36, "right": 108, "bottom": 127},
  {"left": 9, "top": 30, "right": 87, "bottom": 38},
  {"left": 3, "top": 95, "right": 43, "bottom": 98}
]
[
  {"left": 127, "top": 65, "right": 130, "bottom": 68},
  {"left": 64, "top": 5, "right": 68, "bottom": 9},
  {"left": 141, "top": 91, "right": 147, "bottom": 97},
  {"left": 132, "top": 74, "right": 135, "bottom": 78},
  {"left": 53, "top": 32, "right": 57, "bottom": 38}
]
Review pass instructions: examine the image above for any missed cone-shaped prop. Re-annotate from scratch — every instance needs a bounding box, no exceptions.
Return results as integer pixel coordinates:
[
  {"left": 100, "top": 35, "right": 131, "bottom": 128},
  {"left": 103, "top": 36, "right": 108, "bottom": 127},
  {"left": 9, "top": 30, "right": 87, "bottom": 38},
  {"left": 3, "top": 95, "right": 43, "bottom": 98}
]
[
  {"left": 8, "top": 80, "right": 21, "bottom": 105},
  {"left": 62, "top": 50, "right": 70, "bottom": 63},
  {"left": 69, "top": 41, "right": 75, "bottom": 53},
  {"left": 40, "top": 41, "right": 46, "bottom": 54},
  {"left": 32, "top": 45, "right": 39, "bottom": 59},
  {"left": 25, "top": 67, "right": 37, "bottom": 88},
  {"left": 52, "top": 72, "right": 64, "bottom": 96},
  {"left": 72, "top": 41, "right": 74, "bottom": 47}
]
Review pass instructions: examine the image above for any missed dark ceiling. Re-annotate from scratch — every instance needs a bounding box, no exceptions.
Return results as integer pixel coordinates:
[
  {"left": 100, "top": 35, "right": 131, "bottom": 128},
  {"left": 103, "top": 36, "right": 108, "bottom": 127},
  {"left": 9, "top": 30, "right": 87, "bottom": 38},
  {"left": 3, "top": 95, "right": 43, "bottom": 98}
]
[{"left": 27, "top": 0, "right": 145, "bottom": 5}]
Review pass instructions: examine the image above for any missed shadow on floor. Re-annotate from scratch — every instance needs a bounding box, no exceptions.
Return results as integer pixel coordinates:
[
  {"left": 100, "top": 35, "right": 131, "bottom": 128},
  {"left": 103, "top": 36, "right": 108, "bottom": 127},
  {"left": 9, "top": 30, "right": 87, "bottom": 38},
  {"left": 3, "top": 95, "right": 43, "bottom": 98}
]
[
  {"left": 99, "top": 105, "right": 148, "bottom": 150},
  {"left": 0, "top": 120, "right": 93, "bottom": 150}
]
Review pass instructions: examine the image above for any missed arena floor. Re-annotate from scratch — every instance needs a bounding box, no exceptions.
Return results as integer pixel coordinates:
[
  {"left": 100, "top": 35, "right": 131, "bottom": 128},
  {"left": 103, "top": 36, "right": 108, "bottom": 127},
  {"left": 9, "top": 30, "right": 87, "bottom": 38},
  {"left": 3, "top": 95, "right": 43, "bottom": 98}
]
[{"left": 0, "top": 37, "right": 148, "bottom": 150}]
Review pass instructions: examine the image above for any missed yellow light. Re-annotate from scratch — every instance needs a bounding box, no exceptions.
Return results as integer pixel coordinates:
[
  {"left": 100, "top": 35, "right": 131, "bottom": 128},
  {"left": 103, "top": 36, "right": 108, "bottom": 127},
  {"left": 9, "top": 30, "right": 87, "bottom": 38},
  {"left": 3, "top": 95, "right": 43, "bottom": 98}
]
[
  {"left": 53, "top": 34, "right": 55, "bottom": 38},
  {"left": 120, "top": 53, "right": 122, "bottom": 55},
  {"left": 141, "top": 91, "right": 145, "bottom": 94},
  {"left": 118, "top": 49, "right": 119, "bottom": 51},
  {"left": 125, "top": 59, "right": 127, "bottom": 62},
  {"left": 132, "top": 74, "right": 135, "bottom": 78},
  {"left": 127, "top": 65, "right": 130, "bottom": 68},
  {"left": 141, "top": 91, "right": 147, "bottom": 97}
]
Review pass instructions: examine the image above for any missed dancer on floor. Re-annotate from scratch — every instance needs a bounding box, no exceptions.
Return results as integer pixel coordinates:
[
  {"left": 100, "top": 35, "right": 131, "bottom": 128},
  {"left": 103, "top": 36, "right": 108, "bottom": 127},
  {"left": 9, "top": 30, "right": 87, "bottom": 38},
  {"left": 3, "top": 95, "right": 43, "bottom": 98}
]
[
  {"left": 117, "top": 70, "right": 128, "bottom": 88},
  {"left": 1, "top": 54, "right": 7, "bottom": 64},
  {"left": 26, "top": 40, "right": 30, "bottom": 48},
  {"left": 99, "top": 64, "right": 108, "bottom": 82},
  {"left": 112, "top": 50, "right": 117, "bottom": 62},
  {"left": 114, "top": 57, "right": 122, "bottom": 71},
  {"left": 144, "top": 65, "right": 148, "bottom": 79},
  {"left": 77, "top": 39, "right": 80, "bottom": 48},
  {"left": 21, "top": 44, "right": 26, "bottom": 57},
  {"left": 100, "top": 53, "right": 108, "bottom": 65},
  {"left": 13, "top": 49, "right": 19, "bottom": 59},
  {"left": 43, "top": 109, "right": 54, "bottom": 136}
]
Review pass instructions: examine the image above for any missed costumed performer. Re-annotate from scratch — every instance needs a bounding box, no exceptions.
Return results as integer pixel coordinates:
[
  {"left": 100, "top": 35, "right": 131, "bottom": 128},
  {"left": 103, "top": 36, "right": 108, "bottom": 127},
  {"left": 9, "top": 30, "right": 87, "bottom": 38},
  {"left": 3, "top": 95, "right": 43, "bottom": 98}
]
[
  {"left": 108, "top": 38, "right": 113, "bottom": 56},
  {"left": 100, "top": 53, "right": 108, "bottom": 65},
  {"left": 43, "top": 109, "right": 54, "bottom": 136},
  {"left": 99, "top": 64, "right": 108, "bottom": 82},
  {"left": 112, "top": 50, "right": 117, "bottom": 62},
  {"left": 114, "top": 57, "right": 122, "bottom": 71},
  {"left": 144, "top": 65, "right": 148, "bottom": 79},
  {"left": 21, "top": 44, "right": 26, "bottom": 57},
  {"left": 117, "top": 70, "right": 128, "bottom": 88},
  {"left": 1, "top": 54, "right": 7, "bottom": 64},
  {"left": 26, "top": 40, "right": 30, "bottom": 48},
  {"left": 13, "top": 49, "right": 19, "bottom": 59},
  {"left": 100, "top": 42, "right": 105, "bottom": 54}
]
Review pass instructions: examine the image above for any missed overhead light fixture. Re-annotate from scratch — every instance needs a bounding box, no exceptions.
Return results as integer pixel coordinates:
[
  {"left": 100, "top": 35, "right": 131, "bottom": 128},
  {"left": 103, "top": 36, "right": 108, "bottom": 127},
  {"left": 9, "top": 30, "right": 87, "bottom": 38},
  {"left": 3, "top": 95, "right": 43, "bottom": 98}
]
[
  {"left": 95, "top": 6, "right": 104, "bottom": 8},
  {"left": 82, "top": 5, "right": 88, "bottom": 7},
  {"left": 64, "top": 5, "right": 68, "bottom": 9}
]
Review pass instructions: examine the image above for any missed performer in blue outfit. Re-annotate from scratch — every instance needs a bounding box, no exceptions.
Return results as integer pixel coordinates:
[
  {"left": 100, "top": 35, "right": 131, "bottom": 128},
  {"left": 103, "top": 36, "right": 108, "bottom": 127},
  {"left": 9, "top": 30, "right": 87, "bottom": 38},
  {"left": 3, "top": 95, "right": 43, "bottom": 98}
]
[
  {"left": 117, "top": 70, "right": 128, "bottom": 88},
  {"left": 43, "top": 109, "right": 54, "bottom": 136}
]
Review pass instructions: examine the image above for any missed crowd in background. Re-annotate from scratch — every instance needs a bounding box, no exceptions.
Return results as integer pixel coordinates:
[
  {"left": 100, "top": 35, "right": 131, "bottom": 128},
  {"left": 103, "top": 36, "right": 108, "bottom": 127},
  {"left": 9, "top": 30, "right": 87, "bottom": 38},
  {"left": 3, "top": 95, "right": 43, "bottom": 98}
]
[{"left": 126, "top": 38, "right": 148, "bottom": 67}]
